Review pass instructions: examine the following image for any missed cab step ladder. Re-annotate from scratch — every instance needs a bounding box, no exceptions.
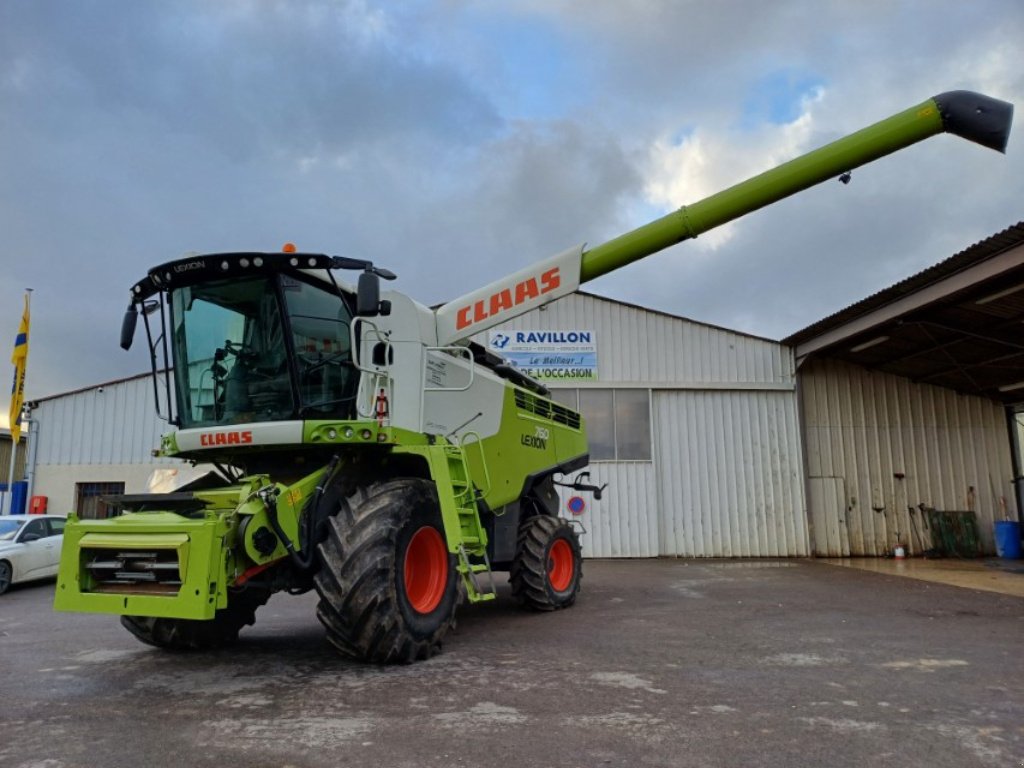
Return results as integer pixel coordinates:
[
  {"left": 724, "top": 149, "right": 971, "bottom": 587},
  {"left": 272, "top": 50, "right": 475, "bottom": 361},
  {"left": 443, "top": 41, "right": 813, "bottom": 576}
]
[{"left": 428, "top": 444, "right": 496, "bottom": 603}]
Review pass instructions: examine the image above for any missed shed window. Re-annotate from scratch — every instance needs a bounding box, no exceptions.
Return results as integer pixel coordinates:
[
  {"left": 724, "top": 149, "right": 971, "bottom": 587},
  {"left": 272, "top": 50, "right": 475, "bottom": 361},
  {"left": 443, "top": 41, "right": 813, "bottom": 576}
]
[
  {"left": 579, "top": 389, "right": 615, "bottom": 460},
  {"left": 553, "top": 388, "right": 651, "bottom": 461}
]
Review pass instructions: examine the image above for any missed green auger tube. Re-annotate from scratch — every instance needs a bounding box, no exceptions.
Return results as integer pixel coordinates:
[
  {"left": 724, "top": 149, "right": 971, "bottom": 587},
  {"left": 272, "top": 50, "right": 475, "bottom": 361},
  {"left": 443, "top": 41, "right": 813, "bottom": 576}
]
[{"left": 579, "top": 91, "right": 1013, "bottom": 284}]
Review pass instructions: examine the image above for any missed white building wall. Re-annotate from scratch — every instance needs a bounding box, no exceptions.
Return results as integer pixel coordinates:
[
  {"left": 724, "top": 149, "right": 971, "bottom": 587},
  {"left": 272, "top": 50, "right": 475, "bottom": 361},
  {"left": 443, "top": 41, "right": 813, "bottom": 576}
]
[
  {"left": 30, "top": 374, "right": 175, "bottom": 514},
  {"left": 801, "top": 358, "right": 1015, "bottom": 556},
  {"left": 34, "top": 374, "right": 173, "bottom": 466},
  {"left": 32, "top": 465, "right": 159, "bottom": 516}
]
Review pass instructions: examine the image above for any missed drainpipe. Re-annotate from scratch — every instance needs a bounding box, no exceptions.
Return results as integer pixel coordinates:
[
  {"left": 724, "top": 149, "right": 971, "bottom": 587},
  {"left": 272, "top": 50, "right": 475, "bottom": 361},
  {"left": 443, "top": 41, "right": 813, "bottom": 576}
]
[
  {"left": 2, "top": 434, "right": 15, "bottom": 515},
  {"left": 1008, "top": 408, "right": 1023, "bottom": 521},
  {"left": 23, "top": 403, "right": 37, "bottom": 505}
]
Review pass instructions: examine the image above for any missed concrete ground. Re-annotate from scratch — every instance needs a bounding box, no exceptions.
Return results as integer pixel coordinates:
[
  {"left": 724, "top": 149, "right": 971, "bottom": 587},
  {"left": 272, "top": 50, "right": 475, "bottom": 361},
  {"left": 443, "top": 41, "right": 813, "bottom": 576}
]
[{"left": 1, "top": 559, "right": 1022, "bottom": 768}]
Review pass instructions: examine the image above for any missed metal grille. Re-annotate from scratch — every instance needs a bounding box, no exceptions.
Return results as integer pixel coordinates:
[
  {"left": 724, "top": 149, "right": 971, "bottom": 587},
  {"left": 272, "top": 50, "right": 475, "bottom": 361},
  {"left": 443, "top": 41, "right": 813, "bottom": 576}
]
[
  {"left": 83, "top": 548, "right": 182, "bottom": 595},
  {"left": 513, "top": 389, "right": 581, "bottom": 429}
]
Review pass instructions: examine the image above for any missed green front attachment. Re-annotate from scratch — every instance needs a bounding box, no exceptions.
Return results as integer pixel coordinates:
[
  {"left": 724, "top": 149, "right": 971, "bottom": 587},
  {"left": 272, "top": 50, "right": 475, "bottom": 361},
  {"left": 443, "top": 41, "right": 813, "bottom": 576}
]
[
  {"left": 53, "top": 469, "right": 326, "bottom": 620},
  {"left": 580, "top": 91, "right": 1013, "bottom": 283},
  {"left": 54, "top": 511, "right": 230, "bottom": 620}
]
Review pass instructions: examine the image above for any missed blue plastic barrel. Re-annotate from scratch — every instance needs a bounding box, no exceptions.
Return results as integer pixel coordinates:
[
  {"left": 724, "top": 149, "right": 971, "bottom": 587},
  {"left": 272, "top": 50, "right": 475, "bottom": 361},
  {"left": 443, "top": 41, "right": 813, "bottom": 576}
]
[
  {"left": 11, "top": 481, "right": 28, "bottom": 515},
  {"left": 994, "top": 520, "right": 1021, "bottom": 559}
]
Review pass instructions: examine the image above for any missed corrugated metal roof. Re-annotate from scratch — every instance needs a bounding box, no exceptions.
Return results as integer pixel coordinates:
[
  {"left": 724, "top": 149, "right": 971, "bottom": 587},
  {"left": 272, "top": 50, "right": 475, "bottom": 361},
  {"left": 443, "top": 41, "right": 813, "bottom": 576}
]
[
  {"left": 785, "top": 221, "right": 1024, "bottom": 345},
  {"left": 782, "top": 222, "right": 1024, "bottom": 405},
  {"left": 31, "top": 371, "right": 156, "bottom": 404},
  {"left": 577, "top": 290, "right": 781, "bottom": 345}
]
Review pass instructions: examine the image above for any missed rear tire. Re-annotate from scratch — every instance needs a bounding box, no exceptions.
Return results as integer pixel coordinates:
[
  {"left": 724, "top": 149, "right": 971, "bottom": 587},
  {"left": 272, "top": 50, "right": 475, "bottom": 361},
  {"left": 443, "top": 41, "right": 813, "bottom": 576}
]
[
  {"left": 510, "top": 515, "right": 582, "bottom": 611},
  {"left": 314, "top": 478, "right": 460, "bottom": 664},
  {"left": 119, "top": 588, "right": 269, "bottom": 650}
]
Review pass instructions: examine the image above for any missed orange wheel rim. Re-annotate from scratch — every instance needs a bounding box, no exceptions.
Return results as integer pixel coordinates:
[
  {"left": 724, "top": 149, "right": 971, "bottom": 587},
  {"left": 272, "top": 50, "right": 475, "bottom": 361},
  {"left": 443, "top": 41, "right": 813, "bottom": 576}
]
[
  {"left": 404, "top": 526, "right": 448, "bottom": 614},
  {"left": 548, "top": 538, "right": 574, "bottom": 592}
]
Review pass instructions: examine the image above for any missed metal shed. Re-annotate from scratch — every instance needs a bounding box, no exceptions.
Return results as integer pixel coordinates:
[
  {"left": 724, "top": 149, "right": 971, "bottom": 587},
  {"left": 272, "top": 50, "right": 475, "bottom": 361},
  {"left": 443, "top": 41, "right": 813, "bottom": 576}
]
[{"left": 786, "top": 223, "right": 1024, "bottom": 556}]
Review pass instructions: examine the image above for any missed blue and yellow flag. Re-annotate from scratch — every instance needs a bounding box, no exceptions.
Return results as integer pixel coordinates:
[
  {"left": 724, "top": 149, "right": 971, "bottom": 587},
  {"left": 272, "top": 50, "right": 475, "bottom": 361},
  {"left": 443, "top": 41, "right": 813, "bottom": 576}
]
[{"left": 9, "top": 294, "right": 29, "bottom": 442}]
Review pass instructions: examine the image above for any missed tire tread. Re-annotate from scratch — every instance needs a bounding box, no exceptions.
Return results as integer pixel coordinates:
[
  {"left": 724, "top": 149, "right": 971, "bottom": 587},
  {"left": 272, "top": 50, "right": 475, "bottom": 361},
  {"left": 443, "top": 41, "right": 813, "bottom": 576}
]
[{"left": 314, "top": 477, "right": 458, "bottom": 664}]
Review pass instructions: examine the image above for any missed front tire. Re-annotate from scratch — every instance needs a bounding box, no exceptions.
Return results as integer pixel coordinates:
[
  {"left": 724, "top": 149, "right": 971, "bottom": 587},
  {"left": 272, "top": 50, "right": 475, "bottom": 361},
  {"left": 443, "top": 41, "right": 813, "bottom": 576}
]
[
  {"left": 314, "top": 478, "right": 460, "bottom": 664},
  {"left": 0, "top": 560, "right": 12, "bottom": 595},
  {"left": 510, "top": 515, "right": 583, "bottom": 611},
  {"left": 119, "top": 588, "right": 269, "bottom": 650}
]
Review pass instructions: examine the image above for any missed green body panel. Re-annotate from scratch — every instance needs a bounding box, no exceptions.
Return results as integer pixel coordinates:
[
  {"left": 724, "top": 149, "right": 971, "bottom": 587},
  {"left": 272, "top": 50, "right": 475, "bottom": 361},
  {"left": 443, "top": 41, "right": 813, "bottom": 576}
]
[
  {"left": 394, "top": 378, "right": 587, "bottom": 546},
  {"left": 467, "top": 386, "right": 588, "bottom": 512},
  {"left": 391, "top": 381, "right": 587, "bottom": 601}
]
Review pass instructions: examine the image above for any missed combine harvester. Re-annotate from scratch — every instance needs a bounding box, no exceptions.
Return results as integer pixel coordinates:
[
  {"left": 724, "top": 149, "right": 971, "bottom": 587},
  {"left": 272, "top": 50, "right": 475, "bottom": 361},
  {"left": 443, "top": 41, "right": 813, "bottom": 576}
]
[{"left": 55, "top": 91, "right": 1012, "bottom": 662}]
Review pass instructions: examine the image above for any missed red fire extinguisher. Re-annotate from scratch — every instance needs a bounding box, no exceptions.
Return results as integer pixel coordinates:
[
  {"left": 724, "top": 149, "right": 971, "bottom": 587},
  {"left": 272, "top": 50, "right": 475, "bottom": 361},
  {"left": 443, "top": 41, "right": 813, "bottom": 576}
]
[{"left": 375, "top": 388, "right": 389, "bottom": 428}]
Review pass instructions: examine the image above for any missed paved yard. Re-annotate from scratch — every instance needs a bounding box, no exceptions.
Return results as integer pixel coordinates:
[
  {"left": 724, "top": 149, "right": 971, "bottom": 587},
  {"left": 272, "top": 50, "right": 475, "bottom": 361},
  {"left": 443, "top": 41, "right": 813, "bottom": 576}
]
[{"left": 1, "top": 558, "right": 1021, "bottom": 768}]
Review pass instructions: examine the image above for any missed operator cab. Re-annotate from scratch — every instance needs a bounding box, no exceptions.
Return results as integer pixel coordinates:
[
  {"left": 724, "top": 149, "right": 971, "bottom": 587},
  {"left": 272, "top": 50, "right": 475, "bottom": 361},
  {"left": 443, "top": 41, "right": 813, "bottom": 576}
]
[
  {"left": 172, "top": 274, "right": 357, "bottom": 427},
  {"left": 123, "top": 252, "right": 369, "bottom": 428}
]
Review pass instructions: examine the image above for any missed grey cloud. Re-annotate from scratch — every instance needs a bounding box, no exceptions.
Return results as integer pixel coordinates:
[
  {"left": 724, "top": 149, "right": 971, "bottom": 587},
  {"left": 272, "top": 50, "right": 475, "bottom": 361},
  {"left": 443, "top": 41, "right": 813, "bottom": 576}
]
[
  {"left": 1, "top": 1, "right": 500, "bottom": 159},
  {"left": 1, "top": 0, "right": 1023, "bottom": 401}
]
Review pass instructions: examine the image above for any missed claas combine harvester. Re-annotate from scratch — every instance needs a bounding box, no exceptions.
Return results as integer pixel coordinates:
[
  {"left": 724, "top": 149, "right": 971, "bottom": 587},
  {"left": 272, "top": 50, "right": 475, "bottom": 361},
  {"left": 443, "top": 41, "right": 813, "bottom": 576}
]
[{"left": 55, "top": 91, "right": 1012, "bottom": 662}]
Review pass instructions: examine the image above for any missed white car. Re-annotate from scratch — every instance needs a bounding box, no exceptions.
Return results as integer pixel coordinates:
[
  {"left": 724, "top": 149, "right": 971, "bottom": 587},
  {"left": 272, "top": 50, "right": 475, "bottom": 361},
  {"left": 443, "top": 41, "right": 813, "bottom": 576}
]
[{"left": 0, "top": 514, "right": 66, "bottom": 594}]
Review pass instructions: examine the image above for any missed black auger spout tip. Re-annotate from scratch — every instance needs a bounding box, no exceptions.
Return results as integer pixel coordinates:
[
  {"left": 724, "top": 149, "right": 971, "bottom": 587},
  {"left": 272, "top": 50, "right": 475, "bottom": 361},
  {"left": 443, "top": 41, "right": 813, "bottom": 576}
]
[{"left": 934, "top": 90, "right": 1014, "bottom": 153}]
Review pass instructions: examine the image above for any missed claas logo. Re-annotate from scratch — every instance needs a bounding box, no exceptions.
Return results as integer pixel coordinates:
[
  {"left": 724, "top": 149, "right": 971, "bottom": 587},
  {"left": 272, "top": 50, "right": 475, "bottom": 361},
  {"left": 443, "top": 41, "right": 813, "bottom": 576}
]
[
  {"left": 200, "top": 431, "right": 254, "bottom": 446},
  {"left": 455, "top": 268, "right": 560, "bottom": 330}
]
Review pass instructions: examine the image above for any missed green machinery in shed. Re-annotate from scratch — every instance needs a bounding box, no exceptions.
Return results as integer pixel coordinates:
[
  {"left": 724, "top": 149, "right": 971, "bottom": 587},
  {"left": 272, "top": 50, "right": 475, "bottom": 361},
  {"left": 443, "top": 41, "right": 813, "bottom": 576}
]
[{"left": 54, "top": 91, "right": 1012, "bottom": 662}]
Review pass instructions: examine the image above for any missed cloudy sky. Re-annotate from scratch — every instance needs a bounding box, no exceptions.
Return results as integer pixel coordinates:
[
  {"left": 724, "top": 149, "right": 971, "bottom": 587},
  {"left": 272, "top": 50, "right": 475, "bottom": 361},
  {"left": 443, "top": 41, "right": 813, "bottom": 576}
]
[{"left": 2, "top": 0, "right": 1022, "bottom": 411}]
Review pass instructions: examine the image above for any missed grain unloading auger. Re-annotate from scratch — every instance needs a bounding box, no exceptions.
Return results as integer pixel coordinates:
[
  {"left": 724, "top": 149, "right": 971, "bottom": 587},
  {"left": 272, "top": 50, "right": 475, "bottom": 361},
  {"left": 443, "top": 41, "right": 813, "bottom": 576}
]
[{"left": 55, "top": 91, "right": 1012, "bottom": 662}]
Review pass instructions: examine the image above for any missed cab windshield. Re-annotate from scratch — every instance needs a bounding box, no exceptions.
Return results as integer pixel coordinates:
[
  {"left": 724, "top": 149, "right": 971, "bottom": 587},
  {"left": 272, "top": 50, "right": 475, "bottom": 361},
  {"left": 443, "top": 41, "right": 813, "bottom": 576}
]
[{"left": 170, "top": 275, "right": 357, "bottom": 428}]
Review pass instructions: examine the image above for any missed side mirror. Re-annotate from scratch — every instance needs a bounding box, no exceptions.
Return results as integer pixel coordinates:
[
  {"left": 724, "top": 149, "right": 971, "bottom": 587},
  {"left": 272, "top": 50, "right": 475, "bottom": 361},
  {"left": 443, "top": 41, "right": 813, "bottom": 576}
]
[
  {"left": 356, "top": 271, "right": 381, "bottom": 317},
  {"left": 21, "top": 532, "right": 41, "bottom": 543},
  {"left": 120, "top": 305, "right": 139, "bottom": 350}
]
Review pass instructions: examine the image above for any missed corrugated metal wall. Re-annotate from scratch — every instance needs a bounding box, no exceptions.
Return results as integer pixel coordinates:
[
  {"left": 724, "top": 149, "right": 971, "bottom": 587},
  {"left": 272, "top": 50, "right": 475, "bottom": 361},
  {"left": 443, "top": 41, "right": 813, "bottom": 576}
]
[
  {"left": 0, "top": 433, "right": 26, "bottom": 478},
  {"left": 555, "top": 463, "right": 659, "bottom": 558},
  {"left": 1015, "top": 412, "right": 1024, "bottom": 521},
  {"left": 801, "top": 358, "right": 1015, "bottom": 556},
  {"left": 487, "top": 292, "right": 807, "bottom": 557},
  {"left": 654, "top": 390, "right": 809, "bottom": 557},
  {"left": 34, "top": 375, "right": 175, "bottom": 466}
]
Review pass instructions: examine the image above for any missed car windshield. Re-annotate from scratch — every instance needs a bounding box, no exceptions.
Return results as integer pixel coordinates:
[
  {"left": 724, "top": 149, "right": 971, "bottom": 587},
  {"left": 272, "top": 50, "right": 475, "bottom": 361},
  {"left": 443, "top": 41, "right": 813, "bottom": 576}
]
[{"left": 0, "top": 519, "right": 23, "bottom": 541}]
